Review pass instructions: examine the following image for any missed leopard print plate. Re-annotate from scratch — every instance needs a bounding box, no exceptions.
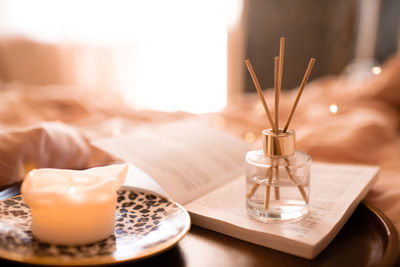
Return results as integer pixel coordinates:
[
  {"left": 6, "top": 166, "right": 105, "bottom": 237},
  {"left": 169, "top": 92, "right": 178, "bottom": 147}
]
[{"left": 0, "top": 186, "right": 191, "bottom": 266}]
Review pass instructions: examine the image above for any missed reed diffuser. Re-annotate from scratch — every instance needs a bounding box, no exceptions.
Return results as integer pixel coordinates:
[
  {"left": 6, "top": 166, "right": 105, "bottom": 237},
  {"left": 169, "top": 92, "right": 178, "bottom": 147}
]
[{"left": 245, "top": 37, "right": 315, "bottom": 221}]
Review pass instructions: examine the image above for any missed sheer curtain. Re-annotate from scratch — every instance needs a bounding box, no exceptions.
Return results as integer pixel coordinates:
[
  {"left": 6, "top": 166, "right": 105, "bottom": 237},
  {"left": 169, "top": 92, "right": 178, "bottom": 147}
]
[{"left": 0, "top": 0, "right": 243, "bottom": 114}]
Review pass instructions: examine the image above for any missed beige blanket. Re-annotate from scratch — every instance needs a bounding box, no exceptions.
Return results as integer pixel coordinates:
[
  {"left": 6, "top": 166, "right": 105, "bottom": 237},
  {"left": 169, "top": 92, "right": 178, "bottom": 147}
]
[{"left": 0, "top": 54, "right": 399, "bottom": 233}]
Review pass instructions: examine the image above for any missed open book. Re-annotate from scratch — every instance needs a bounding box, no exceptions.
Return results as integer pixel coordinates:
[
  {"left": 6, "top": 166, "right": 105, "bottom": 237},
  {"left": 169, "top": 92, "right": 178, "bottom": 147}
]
[{"left": 92, "top": 120, "right": 379, "bottom": 259}]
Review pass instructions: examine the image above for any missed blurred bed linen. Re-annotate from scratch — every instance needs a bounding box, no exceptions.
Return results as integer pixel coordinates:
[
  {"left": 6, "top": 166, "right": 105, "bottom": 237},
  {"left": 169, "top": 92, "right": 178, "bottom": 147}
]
[
  {"left": 0, "top": 53, "right": 399, "bottom": 232},
  {"left": 0, "top": 122, "right": 89, "bottom": 187}
]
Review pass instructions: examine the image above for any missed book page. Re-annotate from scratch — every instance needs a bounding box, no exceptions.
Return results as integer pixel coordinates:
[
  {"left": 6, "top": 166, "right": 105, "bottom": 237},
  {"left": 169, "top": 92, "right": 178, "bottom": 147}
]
[
  {"left": 92, "top": 120, "right": 251, "bottom": 204},
  {"left": 123, "top": 163, "right": 169, "bottom": 197},
  {"left": 184, "top": 162, "right": 379, "bottom": 258}
]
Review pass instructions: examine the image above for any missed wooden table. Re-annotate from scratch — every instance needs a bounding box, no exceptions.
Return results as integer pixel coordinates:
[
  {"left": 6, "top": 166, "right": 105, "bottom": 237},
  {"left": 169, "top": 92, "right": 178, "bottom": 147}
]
[{"left": 0, "top": 184, "right": 398, "bottom": 267}]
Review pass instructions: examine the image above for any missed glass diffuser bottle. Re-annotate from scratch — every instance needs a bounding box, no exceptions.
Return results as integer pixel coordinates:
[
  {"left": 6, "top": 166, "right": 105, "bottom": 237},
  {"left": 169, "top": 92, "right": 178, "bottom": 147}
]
[
  {"left": 245, "top": 129, "right": 311, "bottom": 221},
  {"left": 245, "top": 37, "right": 315, "bottom": 221}
]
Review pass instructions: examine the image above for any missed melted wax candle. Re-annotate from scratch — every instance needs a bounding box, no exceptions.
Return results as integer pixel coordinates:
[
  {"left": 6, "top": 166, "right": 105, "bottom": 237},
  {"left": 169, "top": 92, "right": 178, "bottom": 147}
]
[{"left": 21, "top": 164, "right": 129, "bottom": 245}]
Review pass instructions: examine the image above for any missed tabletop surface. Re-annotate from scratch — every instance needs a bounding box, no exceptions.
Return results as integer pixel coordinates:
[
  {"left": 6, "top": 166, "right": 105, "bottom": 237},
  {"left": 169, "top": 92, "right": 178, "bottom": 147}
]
[{"left": 0, "top": 184, "right": 399, "bottom": 267}]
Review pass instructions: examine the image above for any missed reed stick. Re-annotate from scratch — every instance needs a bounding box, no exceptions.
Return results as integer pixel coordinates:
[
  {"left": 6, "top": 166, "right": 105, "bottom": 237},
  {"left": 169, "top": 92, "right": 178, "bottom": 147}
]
[
  {"left": 274, "top": 56, "right": 280, "bottom": 132},
  {"left": 277, "top": 37, "right": 285, "bottom": 130},
  {"left": 278, "top": 37, "right": 285, "bottom": 94},
  {"left": 246, "top": 183, "right": 259, "bottom": 199},
  {"left": 273, "top": 57, "right": 281, "bottom": 199},
  {"left": 245, "top": 59, "right": 277, "bottom": 132},
  {"left": 274, "top": 164, "right": 280, "bottom": 200},
  {"left": 264, "top": 166, "right": 273, "bottom": 209},
  {"left": 284, "top": 158, "right": 309, "bottom": 204},
  {"left": 283, "top": 58, "right": 315, "bottom": 132}
]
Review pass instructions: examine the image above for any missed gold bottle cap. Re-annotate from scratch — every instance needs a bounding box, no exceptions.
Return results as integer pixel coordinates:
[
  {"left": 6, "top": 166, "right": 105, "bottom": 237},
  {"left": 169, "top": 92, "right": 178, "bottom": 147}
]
[{"left": 262, "top": 129, "right": 295, "bottom": 157}]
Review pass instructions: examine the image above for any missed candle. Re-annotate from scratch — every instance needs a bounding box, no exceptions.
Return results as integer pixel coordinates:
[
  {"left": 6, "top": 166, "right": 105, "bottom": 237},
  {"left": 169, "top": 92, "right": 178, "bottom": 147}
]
[{"left": 21, "top": 163, "right": 129, "bottom": 245}]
